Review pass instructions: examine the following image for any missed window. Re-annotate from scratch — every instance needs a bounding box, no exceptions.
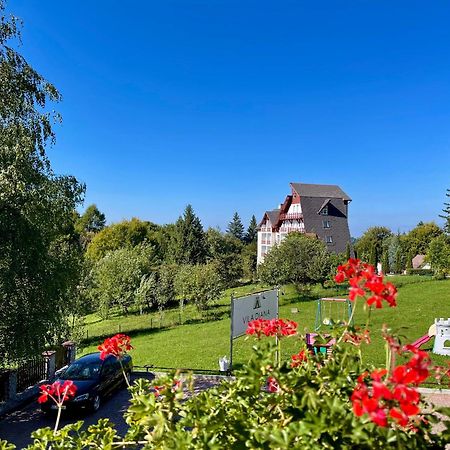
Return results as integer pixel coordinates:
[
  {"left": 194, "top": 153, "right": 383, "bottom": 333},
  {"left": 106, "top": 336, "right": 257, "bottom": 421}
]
[
  {"left": 326, "top": 236, "right": 333, "bottom": 244},
  {"left": 322, "top": 220, "right": 330, "bottom": 229},
  {"left": 321, "top": 205, "right": 328, "bottom": 215}
]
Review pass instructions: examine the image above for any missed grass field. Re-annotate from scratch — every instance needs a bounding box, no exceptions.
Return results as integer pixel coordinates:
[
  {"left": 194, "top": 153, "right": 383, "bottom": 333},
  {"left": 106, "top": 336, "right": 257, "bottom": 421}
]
[{"left": 79, "top": 276, "right": 450, "bottom": 375}]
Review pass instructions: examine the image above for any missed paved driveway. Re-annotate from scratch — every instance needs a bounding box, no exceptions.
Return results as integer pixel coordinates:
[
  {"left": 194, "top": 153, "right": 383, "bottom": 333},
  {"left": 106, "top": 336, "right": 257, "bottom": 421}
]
[{"left": 0, "top": 373, "right": 154, "bottom": 449}]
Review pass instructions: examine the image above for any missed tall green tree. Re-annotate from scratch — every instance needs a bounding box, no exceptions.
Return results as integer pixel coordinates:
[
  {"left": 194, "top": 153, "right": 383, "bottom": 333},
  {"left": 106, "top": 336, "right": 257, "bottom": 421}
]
[
  {"left": 75, "top": 204, "right": 106, "bottom": 234},
  {"left": 170, "top": 205, "right": 207, "bottom": 264},
  {"left": 92, "top": 245, "right": 152, "bottom": 317},
  {"left": 0, "top": 2, "right": 84, "bottom": 359},
  {"left": 227, "top": 212, "right": 245, "bottom": 242},
  {"left": 427, "top": 234, "right": 450, "bottom": 276},
  {"left": 439, "top": 189, "right": 450, "bottom": 234},
  {"left": 354, "top": 227, "right": 392, "bottom": 265},
  {"left": 403, "top": 222, "right": 442, "bottom": 257},
  {"left": 245, "top": 215, "right": 258, "bottom": 244},
  {"left": 86, "top": 218, "right": 160, "bottom": 261},
  {"left": 258, "top": 233, "right": 332, "bottom": 289}
]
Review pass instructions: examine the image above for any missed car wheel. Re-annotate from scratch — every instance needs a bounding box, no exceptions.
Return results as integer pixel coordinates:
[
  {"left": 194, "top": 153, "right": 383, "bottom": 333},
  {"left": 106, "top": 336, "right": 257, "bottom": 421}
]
[{"left": 91, "top": 394, "right": 101, "bottom": 412}]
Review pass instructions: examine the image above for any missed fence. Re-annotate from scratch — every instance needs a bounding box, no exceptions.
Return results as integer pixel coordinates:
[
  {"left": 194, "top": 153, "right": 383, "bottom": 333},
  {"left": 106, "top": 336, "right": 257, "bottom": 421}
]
[
  {"left": 15, "top": 357, "right": 46, "bottom": 393},
  {"left": 0, "top": 342, "right": 76, "bottom": 414}
]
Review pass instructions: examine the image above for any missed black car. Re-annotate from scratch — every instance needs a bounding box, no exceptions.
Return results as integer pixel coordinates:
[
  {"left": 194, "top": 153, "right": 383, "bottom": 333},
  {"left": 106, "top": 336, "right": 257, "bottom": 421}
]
[{"left": 40, "top": 352, "right": 132, "bottom": 413}]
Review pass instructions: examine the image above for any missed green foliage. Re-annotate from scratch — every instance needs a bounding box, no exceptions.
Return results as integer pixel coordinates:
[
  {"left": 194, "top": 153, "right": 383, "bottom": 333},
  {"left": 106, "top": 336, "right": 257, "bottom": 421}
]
[
  {"left": 439, "top": 189, "right": 450, "bottom": 234},
  {"left": 427, "top": 234, "right": 450, "bottom": 276},
  {"left": 16, "top": 339, "right": 450, "bottom": 448},
  {"left": 169, "top": 205, "right": 207, "bottom": 265},
  {"left": 135, "top": 272, "right": 157, "bottom": 314},
  {"left": 354, "top": 227, "right": 392, "bottom": 264},
  {"left": 345, "top": 242, "right": 351, "bottom": 260},
  {"left": 402, "top": 222, "right": 443, "bottom": 257},
  {"left": 405, "top": 268, "right": 433, "bottom": 276},
  {"left": 381, "top": 251, "right": 390, "bottom": 274},
  {"left": 258, "top": 233, "right": 332, "bottom": 288},
  {"left": 227, "top": 211, "right": 245, "bottom": 241},
  {"left": 0, "top": 2, "right": 84, "bottom": 359},
  {"left": 242, "top": 241, "right": 258, "bottom": 281},
  {"left": 174, "top": 263, "right": 223, "bottom": 312},
  {"left": 86, "top": 218, "right": 160, "bottom": 261},
  {"left": 74, "top": 204, "right": 105, "bottom": 234},
  {"left": 92, "top": 245, "right": 153, "bottom": 317},
  {"left": 206, "top": 228, "right": 243, "bottom": 286},
  {"left": 155, "top": 265, "right": 177, "bottom": 313},
  {"left": 245, "top": 214, "right": 258, "bottom": 243}
]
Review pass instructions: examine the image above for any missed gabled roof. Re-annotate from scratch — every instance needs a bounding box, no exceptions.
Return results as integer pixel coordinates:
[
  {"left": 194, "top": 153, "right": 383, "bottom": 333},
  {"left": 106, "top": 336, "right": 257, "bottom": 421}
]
[
  {"left": 317, "top": 198, "right": 331, "bottom": 214},
  {"left": 259, "top": 209, "right": 280, "bottom": 227},
  {"left": 291, "top": 183, "right": 351, "bottom": 201}
]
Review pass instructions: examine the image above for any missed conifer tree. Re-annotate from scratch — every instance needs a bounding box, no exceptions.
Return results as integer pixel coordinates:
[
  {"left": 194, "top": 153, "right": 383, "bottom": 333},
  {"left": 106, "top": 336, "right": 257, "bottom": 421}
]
[
  {"left": 345, "top": 242, "right": 351, "bottom": 260},
  {"left": 439, "top": 189, "right": 450, "bottom": 234},
  {"left": 245, "top": 215, "right": 258, "bottom": 243},
  {"left": 227, "top": 212, "right": 245, "bottom": 241},
  {"left": 172, "top": 205, "right": 207, "bottom": 264},
  {"left": 382, "top": 251, "right": 390, "bottom": 274}
]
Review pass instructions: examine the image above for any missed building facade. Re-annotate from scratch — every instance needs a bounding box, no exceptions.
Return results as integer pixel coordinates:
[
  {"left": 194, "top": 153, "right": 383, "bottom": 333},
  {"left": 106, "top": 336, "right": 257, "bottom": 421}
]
[{"left": 257, "top": 182, "right": 352, "bottom": 264}]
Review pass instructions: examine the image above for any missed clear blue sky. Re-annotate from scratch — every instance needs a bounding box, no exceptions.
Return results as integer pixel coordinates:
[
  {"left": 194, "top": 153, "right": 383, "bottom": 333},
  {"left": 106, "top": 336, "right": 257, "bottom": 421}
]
[{"left": 10, "top": 0, "right": 450, "bottom": 236}]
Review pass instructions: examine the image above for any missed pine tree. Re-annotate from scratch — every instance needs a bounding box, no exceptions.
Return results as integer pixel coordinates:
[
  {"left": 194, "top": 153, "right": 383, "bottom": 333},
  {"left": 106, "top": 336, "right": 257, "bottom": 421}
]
[
  {"left": 394, "top": 248, "right": 403, "bottom": 274},
  {"left": 369, "top": 244, "right": 378, "bottom": 268},
  {"left": 439, "top": 189, "right": 450, "bottom": 234},
  {"left": 227, "top": 212, "right": 245, "bottom": 241},
  {"left": 245, "top": 215, "right": 258, "bottom": 243},
  {"left": 382, "top": 251, "right": 390, "bottom": 274},
  {"left": 345, "top": 242, "right": 351, "bottom": 260},
  {"left": 173, "top": 205, "right": 207, "bottom": 264}
]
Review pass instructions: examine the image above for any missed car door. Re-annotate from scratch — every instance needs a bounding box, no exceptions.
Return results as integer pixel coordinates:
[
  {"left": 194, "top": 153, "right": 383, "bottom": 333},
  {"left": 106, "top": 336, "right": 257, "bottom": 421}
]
[{"left": 100, "top": 357, "right": 116, "bottom": 395}]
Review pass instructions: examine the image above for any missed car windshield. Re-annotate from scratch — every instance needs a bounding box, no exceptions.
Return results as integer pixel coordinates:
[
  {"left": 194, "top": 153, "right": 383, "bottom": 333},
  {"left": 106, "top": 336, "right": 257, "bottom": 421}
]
[{"left": 60, "top": 360, "right": 102, "bottom": 380}]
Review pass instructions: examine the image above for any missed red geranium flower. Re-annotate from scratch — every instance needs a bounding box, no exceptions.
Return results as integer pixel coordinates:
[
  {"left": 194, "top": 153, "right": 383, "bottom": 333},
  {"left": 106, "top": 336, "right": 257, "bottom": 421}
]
[
  {"left": 291, "top": 350, "right": 308, "bottom": 368},
  {"left": 267, "top": 376, "right": 279, "bottom": 393},
  {"left": 38, "top": 380, "right": 77, "bottom": 405},
  {"left": 246, "top": 318, "right": 298, "bottom": 339},
  {"left": 98, "top": 334, "right": 133, "bottom": 360}
]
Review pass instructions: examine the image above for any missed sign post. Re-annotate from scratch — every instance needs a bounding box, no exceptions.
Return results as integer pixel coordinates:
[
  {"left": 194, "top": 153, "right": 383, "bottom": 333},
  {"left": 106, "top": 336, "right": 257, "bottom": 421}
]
[{"left": 229, "top": 288, "right": 279, "bottom": 372}]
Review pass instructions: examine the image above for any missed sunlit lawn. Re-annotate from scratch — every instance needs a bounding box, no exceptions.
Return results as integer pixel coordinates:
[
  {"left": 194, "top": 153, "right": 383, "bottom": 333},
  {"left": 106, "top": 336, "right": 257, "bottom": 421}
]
[{"left": 79, "top": 276, "right": 450, "bottom": 378}]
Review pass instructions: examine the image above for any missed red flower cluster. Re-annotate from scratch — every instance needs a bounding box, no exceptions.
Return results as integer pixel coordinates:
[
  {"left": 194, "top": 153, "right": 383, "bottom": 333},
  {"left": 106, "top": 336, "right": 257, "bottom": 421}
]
[
  {"left": 335, "top": 259, "right": 397, "bottom": 308},
  {"left": 342, "top": 328, "right": 371, "bottom": 347},
  {"left": 98, "top": 334, "right": 133, "bottom": 360},
  {"left": 246, "top": 318, "right": 297, "bottom": 339},
  {"left": 153, "top": 379, "right": 183, "bottom": 397},
  {"left": 291, "top": 350, "right": 308, "bottom": 368},
  {"left": 351, "top": 348, "right": 430, "bottom": 428},
  {"left": 38, "top": 380, "right": 77, "bottom": 404},
  {"left": 267, "top": 376, "right": 279, "bottom": 393}
]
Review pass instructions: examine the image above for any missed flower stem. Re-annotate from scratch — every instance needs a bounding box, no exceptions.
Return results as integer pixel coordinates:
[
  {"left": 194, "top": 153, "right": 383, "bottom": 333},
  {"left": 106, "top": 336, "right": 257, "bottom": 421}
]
[
  {"left": 119, "top": 359, "right": 130, "bottom": 387},
  {"left": 54, "top": 404, "right": 62, "bottom": 433}
]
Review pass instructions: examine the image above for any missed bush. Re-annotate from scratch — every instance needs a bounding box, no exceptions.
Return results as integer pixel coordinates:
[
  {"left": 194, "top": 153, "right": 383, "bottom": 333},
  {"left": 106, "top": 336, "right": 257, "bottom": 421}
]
[{"left": 405, "top": 268, "right": 433, "bottom": 276}]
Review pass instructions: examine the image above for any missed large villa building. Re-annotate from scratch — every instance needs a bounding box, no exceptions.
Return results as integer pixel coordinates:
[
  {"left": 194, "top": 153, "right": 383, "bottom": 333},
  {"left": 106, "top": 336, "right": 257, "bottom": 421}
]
[{"left": 257, "top": 182, "right": 352, "bottom": 264}]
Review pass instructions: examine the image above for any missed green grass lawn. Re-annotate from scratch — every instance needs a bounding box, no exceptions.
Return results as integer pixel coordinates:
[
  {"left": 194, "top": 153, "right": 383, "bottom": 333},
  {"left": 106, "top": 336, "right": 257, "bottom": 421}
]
[{"left": 79, "top": 276, "right": 450, "bottom": 376}]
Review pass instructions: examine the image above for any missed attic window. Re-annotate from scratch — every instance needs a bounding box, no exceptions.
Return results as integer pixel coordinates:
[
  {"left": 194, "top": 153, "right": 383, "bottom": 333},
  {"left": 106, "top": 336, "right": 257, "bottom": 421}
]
[
  {"left": 321, "top": 206, "right": 328, "bottom": 215},
  {"left": 322, "top": 220, "right": 330, "bottom": 229},
  {"left": 326, "top": 236, "right": 333, "bottom": 244}
]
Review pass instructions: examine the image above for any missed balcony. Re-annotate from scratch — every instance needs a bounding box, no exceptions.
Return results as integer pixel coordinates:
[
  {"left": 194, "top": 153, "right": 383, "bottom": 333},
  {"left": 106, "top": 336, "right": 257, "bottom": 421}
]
[
  {"left": 279, "top": 227, "right": 305, "bottom": 233},
  {"left": 279, "top": 213, "right": 303, "bottom": 220}
]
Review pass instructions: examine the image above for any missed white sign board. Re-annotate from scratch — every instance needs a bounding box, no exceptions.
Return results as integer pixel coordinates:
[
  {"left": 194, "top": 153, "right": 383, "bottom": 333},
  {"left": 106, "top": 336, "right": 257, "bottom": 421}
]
[{"left": 231, "top": 289, "right": 278, "bottom": 338}]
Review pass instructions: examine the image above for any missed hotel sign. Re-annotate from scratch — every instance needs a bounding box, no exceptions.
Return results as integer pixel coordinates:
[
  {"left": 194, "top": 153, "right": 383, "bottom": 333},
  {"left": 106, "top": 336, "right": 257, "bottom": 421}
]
[{"left": 231, "top": 289, "right": 278, "bottom": 338}]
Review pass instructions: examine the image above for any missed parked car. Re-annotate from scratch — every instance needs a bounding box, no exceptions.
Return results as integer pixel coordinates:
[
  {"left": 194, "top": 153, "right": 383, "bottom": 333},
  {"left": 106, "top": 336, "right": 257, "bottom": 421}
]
[{"left": 40, "top": 352, "right": 132, "bottom": 414}]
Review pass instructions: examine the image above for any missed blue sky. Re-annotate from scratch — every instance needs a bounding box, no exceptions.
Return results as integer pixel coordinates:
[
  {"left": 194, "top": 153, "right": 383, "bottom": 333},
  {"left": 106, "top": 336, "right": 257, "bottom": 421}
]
[{"left": 10, "top": 1, "right": 450, "bottom": 236}]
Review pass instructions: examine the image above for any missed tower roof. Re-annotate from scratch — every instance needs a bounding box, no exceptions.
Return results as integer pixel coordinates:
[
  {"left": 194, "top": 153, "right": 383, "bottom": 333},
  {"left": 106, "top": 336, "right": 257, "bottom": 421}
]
[{"left": 291, "top": 183, "right": 351, "bottom": 201}]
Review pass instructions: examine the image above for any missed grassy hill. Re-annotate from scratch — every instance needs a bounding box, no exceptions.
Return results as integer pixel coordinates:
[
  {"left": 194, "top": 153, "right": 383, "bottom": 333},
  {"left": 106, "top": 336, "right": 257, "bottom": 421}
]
[{"left": 79, "top": 277, "right": 450, "bottom": 373}]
